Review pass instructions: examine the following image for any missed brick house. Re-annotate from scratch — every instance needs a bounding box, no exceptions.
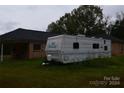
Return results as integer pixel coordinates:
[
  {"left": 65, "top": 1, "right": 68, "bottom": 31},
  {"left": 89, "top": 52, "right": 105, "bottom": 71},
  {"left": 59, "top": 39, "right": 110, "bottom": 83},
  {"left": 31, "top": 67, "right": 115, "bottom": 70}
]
[
  {"left": 111, "top": 37, "right": 124, "bottom": 56},
  {"left": 0, "top": 28, "right": 57, "bottom": 60}
]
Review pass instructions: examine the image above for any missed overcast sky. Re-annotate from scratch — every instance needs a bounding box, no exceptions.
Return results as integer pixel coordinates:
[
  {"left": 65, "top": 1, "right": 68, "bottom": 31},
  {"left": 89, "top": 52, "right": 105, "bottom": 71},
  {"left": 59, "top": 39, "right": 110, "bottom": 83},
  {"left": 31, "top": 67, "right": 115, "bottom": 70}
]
[{"left": 0, "top": 5, "right": 124, "bottom": 34}]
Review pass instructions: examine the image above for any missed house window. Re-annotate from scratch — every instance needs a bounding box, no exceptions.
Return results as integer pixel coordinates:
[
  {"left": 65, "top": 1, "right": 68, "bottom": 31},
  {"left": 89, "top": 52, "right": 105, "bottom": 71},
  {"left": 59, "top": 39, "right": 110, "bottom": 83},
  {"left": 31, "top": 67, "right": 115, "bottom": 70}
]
[
  {"left": 93, "top": 43, "right": 99, "bottom": 49},
  {"left": 104, "top": 46, "right": 108, "bottom": 51},
  {"left": 73, "top": 42, "right": 79, "bottom": 49},
  {"left": 33, "top": 44, "right": 41, "bottom": 51}
]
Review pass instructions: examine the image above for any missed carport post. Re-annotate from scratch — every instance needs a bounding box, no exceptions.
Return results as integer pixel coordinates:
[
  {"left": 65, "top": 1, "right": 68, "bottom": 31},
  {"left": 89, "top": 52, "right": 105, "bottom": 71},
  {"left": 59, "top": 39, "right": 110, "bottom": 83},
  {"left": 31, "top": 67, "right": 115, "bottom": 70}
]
[{"left": 1, "top": 43, "right": 3, "bottom": 62}]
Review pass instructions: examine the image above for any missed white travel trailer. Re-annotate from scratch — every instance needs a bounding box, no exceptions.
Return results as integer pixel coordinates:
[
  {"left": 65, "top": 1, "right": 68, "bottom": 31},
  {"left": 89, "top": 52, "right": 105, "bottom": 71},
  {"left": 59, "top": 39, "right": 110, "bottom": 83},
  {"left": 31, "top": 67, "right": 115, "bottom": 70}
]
[{"left": 45, "top": 35, "right": 111, "bottom": 64}]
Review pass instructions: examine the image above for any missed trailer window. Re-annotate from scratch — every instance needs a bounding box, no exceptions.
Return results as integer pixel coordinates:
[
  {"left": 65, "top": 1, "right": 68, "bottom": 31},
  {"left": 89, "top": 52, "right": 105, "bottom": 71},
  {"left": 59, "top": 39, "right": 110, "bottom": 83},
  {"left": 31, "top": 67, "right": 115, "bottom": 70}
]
[
  {"left": 104, "top": 46, "right": 108, "bottom": 51},
  {"left": 73, "top": 42, "right": 79, "bottom": 49},
  {"left": 93, "top": 43, "right": 99, "bottom": 49}
]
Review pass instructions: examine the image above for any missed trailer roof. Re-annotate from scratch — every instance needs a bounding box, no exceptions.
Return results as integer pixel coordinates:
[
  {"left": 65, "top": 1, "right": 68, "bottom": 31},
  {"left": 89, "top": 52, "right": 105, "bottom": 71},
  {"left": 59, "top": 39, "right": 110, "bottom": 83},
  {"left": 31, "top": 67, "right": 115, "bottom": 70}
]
[{"left": 48, "top": 34, "right": 111, "bottom": 40}]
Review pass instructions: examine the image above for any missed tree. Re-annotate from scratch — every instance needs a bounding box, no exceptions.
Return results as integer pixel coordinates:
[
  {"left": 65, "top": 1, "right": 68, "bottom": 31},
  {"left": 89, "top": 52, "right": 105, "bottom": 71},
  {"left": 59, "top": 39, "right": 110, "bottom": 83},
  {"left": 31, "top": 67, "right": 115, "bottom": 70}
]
[
  {"left": 111, "top": 12, "right": 124, "bottom": 40},
  {"left": 47, "top": 5, "right": 108, "bottom": 36}
]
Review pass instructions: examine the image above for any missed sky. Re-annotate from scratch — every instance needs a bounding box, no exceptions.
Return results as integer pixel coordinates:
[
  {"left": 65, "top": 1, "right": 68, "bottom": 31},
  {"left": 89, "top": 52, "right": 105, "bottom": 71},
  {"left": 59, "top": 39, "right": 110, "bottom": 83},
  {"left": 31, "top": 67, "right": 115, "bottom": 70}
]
[{"left": 0, "top": 5, "right": 124, "bottom": 34}]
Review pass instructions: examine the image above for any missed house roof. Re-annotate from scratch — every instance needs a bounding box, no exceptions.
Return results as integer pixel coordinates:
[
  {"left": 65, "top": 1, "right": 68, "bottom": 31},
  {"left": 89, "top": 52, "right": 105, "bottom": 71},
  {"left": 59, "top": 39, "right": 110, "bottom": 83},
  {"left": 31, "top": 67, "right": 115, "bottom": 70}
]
[
  {"left": 86, "top": 34, "right": 124, "bottom": 43},
  {"left": 0, "top": 28, "right": 58, "bottom": 43},
  {"left": 110, "top": 36, "right": 124, "bottom": 43},
  {"left": 95, "top": 35, "right": 124, "bottom": 43}
]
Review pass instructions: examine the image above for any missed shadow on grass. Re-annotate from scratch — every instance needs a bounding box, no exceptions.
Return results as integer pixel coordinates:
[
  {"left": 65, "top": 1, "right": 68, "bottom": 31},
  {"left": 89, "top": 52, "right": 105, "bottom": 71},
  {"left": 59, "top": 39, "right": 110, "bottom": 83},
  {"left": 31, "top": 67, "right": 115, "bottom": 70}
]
[{"left": 43, "top": 57, "right": 118, "bottom": 68}]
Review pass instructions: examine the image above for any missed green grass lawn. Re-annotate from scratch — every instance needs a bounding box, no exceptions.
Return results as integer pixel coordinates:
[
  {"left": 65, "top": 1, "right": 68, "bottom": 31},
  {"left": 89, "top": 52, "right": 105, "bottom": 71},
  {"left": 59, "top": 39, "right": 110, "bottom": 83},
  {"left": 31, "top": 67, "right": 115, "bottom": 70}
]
[{"left": 0, "top": 56, "right": 124, "bottom": 88}]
